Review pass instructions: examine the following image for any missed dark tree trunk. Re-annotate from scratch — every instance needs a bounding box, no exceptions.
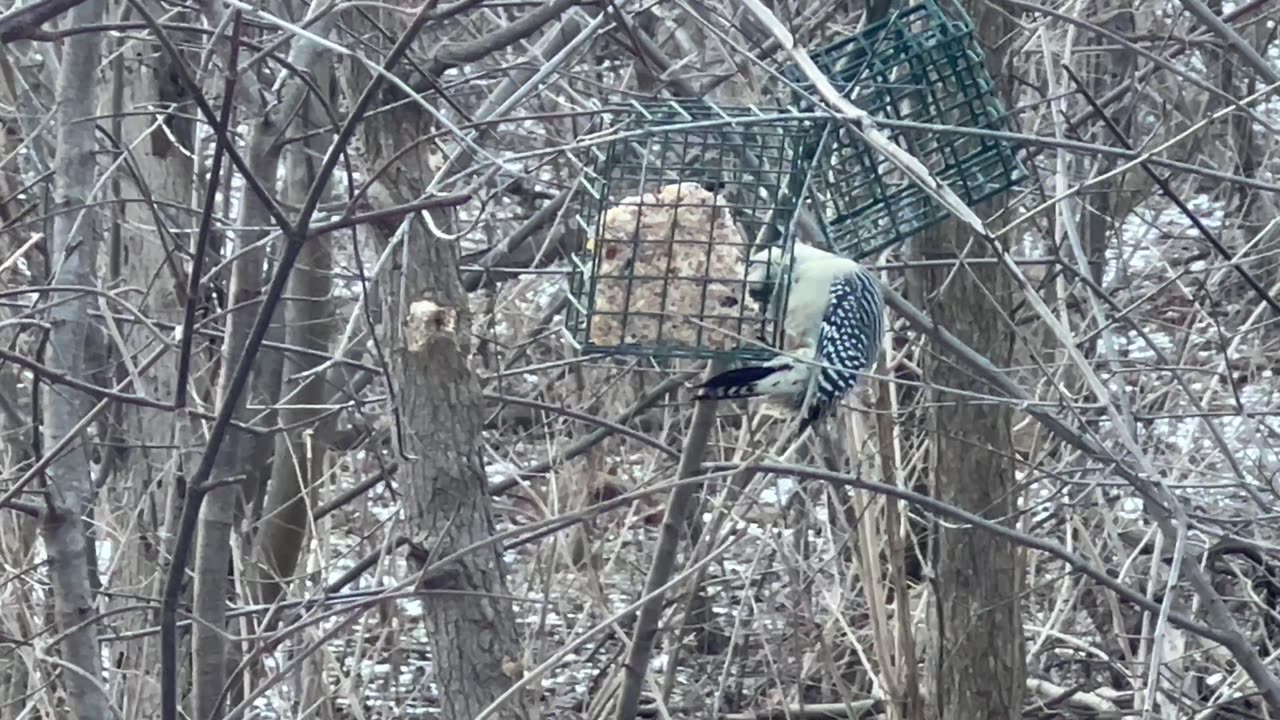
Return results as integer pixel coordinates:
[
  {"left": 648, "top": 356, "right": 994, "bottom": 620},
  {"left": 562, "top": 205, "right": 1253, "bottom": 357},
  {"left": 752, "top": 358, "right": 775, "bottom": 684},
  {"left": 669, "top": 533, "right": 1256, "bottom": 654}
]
[
  {"left": 916, "top": 231, "right": 1024, "bottom": 718},
  {"left": 357, "top": 64, "right": 530, "bottom": 718},
  {"left": 388, "top": 230, "right": 530, "bottom": 718},
  {"left": 916, "top": 2, "right": 1025, "bottom": 718}
]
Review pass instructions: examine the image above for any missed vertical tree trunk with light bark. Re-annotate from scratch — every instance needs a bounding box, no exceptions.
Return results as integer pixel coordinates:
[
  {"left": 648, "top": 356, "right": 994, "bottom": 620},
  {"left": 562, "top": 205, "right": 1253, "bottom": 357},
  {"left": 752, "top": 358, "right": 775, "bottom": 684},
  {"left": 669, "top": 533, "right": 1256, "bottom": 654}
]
[
  {"left": 387, "top": 236, "right": 530, "bottom": 718},
  {"left": 107, "top": 8, "right": 198, "bottom": 711},
  {"left": 254, "top": 62, "right": 337, "bottom": 613},
  {"left": 41, "top": 0, "right": 110, "bottom": 717}
]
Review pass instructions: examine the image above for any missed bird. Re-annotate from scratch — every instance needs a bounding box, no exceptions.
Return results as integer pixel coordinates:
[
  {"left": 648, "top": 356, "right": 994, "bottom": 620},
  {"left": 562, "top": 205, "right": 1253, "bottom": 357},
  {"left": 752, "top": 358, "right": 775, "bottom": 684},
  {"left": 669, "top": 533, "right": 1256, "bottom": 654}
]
[{"left": 694, "top": 241, "right": 885, "bottom": 437}]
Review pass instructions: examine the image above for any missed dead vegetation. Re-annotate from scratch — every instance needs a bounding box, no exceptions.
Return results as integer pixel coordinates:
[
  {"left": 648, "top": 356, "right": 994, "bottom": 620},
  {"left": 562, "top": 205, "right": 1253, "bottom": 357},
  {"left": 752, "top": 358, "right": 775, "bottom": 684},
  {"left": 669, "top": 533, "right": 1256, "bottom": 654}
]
[{"left": 3, "top": 0, "right": 1280, "bottom": 719}]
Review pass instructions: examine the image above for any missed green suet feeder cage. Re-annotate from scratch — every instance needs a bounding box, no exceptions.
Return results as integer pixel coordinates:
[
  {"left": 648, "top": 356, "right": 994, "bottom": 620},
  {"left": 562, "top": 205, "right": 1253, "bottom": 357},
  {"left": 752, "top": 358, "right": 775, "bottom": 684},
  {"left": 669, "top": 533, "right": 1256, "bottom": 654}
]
[
  {"left": 787, "top": 0, "right": 1026, "bottom": 259},
  {"left": 565, "top": 100, "right": 818, "bottom": 362}
]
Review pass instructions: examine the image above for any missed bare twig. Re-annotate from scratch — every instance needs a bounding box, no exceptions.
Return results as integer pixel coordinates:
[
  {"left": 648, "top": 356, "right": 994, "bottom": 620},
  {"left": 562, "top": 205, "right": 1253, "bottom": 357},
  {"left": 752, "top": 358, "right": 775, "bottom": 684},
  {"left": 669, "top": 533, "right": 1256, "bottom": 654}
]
[
  {"left": 1064, "top": 65, "right": 1280, "bottom": 319},
  {"left": 0, "top": 0, "right": 88, "bottom": 41},
  {"left": 1175, "top": 0, "right": 1279, "bottom": 85},
  {"left": 614, "top": 361, "right": 723, "bottom": 720},
  {"left": 486, "top": 374, "right": 692, "bottom": 495}
]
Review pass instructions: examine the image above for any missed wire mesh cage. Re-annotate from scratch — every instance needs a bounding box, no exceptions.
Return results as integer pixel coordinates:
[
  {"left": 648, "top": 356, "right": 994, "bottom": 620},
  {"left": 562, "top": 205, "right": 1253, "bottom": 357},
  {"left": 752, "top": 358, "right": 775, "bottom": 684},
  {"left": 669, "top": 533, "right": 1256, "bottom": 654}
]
[
  {"left": 786, "top": 0, "right": 1027, "bottom": 259},
  {"left": 565, "top": 101, "right": 819, "bottom": 363}
]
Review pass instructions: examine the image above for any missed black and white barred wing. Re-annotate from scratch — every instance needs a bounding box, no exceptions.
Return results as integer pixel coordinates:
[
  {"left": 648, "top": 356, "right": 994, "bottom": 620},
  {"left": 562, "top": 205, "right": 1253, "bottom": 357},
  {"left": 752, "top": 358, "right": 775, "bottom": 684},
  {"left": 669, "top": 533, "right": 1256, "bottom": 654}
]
[{"left": 801, "top": 268, "right": 885, "bottom": 422}]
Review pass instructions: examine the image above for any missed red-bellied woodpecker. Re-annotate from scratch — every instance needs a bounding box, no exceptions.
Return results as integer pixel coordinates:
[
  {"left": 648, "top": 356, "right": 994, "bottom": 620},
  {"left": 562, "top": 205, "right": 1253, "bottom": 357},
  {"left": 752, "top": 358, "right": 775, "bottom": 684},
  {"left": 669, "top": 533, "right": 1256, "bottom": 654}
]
[{"left": 695, "top": 241, "right": 885, "bottom": 435}]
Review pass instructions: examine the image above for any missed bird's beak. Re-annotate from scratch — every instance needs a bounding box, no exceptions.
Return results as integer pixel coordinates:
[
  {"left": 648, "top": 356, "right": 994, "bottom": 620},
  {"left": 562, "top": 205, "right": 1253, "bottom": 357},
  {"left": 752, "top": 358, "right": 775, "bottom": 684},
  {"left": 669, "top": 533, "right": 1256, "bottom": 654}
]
[{"left": 749, "top": 280, "right": 775, "bottom": 306}]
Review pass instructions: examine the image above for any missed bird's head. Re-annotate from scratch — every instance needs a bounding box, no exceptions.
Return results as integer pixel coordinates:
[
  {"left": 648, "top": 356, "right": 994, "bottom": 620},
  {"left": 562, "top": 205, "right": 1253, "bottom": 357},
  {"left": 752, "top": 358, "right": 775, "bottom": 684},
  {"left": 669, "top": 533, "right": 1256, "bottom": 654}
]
[{"left": 746, "top": 241, "right": 839, "bottom": 307}]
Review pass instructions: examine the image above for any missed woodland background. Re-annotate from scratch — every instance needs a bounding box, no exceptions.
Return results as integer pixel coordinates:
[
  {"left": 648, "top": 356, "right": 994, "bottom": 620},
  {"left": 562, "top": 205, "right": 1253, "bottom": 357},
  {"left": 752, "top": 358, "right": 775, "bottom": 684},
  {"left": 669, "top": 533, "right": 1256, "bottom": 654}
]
[{"left": 2, "top": 0, "right": 1280, "bottom": 718}]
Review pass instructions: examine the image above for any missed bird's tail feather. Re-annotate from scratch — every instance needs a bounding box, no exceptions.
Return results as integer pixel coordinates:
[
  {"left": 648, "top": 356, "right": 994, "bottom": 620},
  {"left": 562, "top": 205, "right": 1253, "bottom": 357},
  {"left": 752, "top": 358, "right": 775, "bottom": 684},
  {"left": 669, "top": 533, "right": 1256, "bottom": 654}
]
[
  {"left": 695, "top": 353, "right": 812, "bottom": 400},
  {"left": 696, "top": 357, "right": 837, "bottom": 442},
  {"left": 693, "top": 364, "right": 784, "bottom": 401}
]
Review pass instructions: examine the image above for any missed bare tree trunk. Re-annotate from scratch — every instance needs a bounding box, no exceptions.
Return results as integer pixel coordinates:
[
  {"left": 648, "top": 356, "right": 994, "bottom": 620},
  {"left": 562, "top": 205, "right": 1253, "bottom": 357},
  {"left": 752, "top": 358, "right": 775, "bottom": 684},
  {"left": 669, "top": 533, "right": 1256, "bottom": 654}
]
[
  {"left": 185, "top": 10, "right": 333, "bottom": 715},
  {"left": 188, "top": 83, "right": 279, "bottom": 720},
  {"left": 917, "top": 230, "right": 1023, "bottom": 719},
  {"left": 360, "top": 90, "right": 530, "bottom": 719},
  {"left": 407, "top": 214, "right": 533, "bottom": 711},
  {"left": 254, "top": 63, "right": 337, "bottom": 611},
  {"left": 917, "top": 3, "right": 1024, "bottom": 718},
  {"left": 1073, "top": 2, "right": 1137, "bottom": 288},
  {"left": 189, "top": 251, "right": 257, "bottom": 720},
  {"left": 41, "top": 0, "right": 110, "bottom": 716},
  {"left": 105, "top": 6, "right": 197, "bottom": 712},
  {"left": 224, "top": 5, "right": 331, "bottom": 522},
  {"left": 388, "top": 221, "right": 530, "bottom": 719}
]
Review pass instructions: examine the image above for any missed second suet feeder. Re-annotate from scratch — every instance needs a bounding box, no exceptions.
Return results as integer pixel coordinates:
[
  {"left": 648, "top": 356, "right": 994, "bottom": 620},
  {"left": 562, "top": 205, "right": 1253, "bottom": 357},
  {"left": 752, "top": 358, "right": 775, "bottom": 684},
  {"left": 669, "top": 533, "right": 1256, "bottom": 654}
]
[{"left": 788, "top": 0, "right": 1027, "bottom": 259}]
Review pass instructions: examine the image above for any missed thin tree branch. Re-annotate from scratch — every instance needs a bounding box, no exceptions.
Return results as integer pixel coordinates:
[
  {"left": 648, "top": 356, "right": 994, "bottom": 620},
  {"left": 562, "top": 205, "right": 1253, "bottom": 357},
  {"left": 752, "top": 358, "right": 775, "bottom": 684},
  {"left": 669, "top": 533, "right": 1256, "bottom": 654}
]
[
  {"left": 614, "top": 361, "right": 723, "bottom": 720},
  {"left": 485, "top": 374, "right": 691, "bottom": 495},
  {"left": 1175, "top": 0, "right": 1279, "bottom": 85},
  {"left": 1065, "top": 65, "right": 1280, "bottom": 319},
  {"left": 0, "top": 0, "right": 88, "bottom": 41},
  {"left": 428, "top": 0, "right": 578, "bottom": 74}
]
